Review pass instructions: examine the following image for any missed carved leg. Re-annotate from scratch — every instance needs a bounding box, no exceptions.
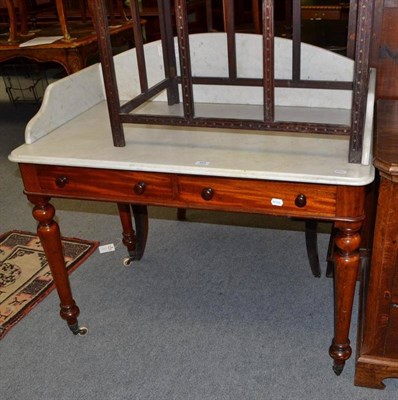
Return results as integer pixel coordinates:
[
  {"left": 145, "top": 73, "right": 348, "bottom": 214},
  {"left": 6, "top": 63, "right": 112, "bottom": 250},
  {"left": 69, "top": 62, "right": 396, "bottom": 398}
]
[
  {"left": 117, "top": 203, "right": 148, "bottom": 266},
  {"left": 329, "top": 221, "right": 362, "bottom": 375},
  {"left": 305, "top": 220, "right": 321, "bottom": 277},
  {"left": 28, "top": 195, "right": 86, "bottom": 335}
]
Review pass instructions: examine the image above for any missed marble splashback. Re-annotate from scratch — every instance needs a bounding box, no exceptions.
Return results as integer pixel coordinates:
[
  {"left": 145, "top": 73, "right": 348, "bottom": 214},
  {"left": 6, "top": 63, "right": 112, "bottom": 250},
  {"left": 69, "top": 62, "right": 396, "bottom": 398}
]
[
  {"left": 25, "top": 63, "right": 104, "bottom": 144},
  {"left": 114, "top": 33, "right": 354, "bottom": 108}
]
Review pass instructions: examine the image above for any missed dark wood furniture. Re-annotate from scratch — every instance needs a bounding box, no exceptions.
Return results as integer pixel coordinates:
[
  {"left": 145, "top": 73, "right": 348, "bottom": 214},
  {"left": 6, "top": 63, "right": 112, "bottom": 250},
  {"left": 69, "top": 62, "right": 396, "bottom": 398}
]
[
  {"left": 135, "top": 0, "right": 208, "bottom": 42},
  {"left": 0, "top": 21, "right": 135, "bottom": 74},
  {"left": 0, "top": 0, "right": 134, "bottom": 74},
  {"left": 355, "top": 99, "right": 398, "bottom": 389},
  {"left": 9, "top": 0, "right": 376, "bottom": 377},
  {"left": 370, "top": 0, "right": 398, "bottom": 98},
  {"left": 301, "top": 0, "right": 350, "bottom": 20}
]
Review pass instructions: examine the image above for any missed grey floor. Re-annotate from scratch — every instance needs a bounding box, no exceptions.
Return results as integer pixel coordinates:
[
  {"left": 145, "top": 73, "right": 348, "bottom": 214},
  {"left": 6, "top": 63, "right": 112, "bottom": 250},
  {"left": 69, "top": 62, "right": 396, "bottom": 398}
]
[{"left": 1, "top": 91, "right": 397, "bottom": 399}]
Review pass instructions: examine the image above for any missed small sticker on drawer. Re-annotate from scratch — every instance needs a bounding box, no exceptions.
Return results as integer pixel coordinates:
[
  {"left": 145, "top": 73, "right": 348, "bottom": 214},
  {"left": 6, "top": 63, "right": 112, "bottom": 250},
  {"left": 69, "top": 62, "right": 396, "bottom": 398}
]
[
  {"left": 195, "top": 161, "right": 210, "bottom": 166},
  {"left": 271, "top": 198, "right": 284, "bottom": 207},
  {"left": 99, "top": 243, "right": 115, "bottom": 254}
]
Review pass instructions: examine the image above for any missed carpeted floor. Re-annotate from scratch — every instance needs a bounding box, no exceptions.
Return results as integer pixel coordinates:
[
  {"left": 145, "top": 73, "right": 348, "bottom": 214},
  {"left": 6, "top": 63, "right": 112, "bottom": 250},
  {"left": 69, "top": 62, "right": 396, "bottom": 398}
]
[{"left": 1, "top": 95, "right": 397, "bottom": 399}]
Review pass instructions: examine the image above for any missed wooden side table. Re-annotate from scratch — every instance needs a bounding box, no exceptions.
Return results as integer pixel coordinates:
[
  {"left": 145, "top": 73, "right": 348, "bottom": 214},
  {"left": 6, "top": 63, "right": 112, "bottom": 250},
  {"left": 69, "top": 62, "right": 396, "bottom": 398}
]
[
  {"left": 0, "top": 21, "right": 134, "bottom": 75},
  {"left": 355, "top": 99, "right": 398, "bottom": 388}
]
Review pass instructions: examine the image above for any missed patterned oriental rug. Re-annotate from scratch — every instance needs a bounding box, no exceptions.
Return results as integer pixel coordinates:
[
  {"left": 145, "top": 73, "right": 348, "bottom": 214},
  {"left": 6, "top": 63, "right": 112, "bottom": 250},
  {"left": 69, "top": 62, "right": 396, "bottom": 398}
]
[{"left": 0, "top": 231, "right": 98, "bottom": 340}]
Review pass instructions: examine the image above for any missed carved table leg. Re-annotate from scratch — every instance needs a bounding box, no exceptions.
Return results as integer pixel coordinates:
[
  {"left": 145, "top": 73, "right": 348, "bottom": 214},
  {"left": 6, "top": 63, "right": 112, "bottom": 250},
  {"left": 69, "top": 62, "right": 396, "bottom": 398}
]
[
  {"left": 117, "top": 203, "right": 148, "bottom": 266},
  {"left": 28, "top": 195, "right": 87, "bottom": 335},
  {"left": 329, "top": 220, "right": 362, "bottom": 375}
]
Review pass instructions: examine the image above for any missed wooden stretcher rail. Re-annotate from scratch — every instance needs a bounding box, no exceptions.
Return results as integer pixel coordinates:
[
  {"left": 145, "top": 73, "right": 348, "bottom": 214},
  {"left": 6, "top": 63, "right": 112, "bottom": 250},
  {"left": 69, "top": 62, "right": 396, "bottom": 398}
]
[{"left": 119, "top": 113, "right": 351, "bottom": 136}]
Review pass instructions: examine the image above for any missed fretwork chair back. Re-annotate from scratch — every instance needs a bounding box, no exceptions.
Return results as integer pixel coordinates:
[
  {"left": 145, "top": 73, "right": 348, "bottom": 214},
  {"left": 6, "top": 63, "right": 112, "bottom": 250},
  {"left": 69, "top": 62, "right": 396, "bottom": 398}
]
[{"left": 89, "top": 0, "right": 375, "bottom": 277}]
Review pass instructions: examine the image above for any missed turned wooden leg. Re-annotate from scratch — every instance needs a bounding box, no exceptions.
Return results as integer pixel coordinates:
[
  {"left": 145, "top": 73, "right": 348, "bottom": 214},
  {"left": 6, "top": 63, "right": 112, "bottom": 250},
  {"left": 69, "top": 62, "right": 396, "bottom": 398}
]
[
  {"left": 329, "top": 221, "right": 362, "bottom": 375},
  {"left": 117, "top": 203, "right": 148, "bottom": 265},
  {"left": 5, "top": 0, "right": 17, "bottom": 43},
  {"left": 28, "top": 195, "right": 86, "bottom": 335},
  {"left": 55, "top": 0, "right": 71, "bottom": 41},
  {"left": 15, "top": 0, "right": 28, "bottom": 35}
]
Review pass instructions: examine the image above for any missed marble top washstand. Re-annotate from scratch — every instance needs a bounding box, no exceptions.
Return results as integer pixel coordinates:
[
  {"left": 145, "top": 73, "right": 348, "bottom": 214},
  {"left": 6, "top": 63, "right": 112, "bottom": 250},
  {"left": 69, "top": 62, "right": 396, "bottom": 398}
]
[{"left": 7, "top": 33, "right": 377, "bottom": 376}]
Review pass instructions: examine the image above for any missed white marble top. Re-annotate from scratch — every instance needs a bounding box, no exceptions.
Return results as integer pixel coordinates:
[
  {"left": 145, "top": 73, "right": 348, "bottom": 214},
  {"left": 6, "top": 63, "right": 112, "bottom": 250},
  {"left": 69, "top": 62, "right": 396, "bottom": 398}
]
[
  {"left": 9, "top": 101, "right": 374, "bottom": 185},
  {"left": 8, "top": 33, "right": 375, "bottom": 186}
]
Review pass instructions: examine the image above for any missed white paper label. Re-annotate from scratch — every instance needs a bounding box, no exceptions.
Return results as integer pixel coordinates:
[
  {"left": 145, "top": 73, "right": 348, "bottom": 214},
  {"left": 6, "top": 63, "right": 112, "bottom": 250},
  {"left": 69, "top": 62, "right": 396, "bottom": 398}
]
[
  {"left": 271, "top": 198, "right": 284, "bottom": 207},
  {"left": 99, "top": 243, "right": 116, "bottom": 254}
]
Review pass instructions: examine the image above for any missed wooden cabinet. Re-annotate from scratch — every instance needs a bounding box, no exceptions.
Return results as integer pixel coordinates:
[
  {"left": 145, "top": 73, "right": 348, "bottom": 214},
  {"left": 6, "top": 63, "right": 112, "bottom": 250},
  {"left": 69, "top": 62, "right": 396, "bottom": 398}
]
[{"left": 355, "top": 100, "right": 398, "bottom": 389}]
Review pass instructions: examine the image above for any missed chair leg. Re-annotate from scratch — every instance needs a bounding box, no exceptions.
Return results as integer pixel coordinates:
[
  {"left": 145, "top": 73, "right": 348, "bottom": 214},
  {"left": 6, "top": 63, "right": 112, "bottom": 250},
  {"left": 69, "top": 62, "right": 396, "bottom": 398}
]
[{"left": 305, "top": 220, "right": 321, "bottom": 277}]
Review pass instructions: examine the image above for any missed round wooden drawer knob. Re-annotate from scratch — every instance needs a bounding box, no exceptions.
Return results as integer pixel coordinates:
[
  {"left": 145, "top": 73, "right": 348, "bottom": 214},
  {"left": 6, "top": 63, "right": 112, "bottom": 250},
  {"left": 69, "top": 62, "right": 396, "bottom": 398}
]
[
  {"left": 134, "top": 182, "right": 146, "bottom": 195},
  {"left": 201, "top": 187, "right": 214, "bottom": 201},
  {"left": 295, "top": 194, "right": 307, "bottom": 208},
  {"left": 55, "top": 176, "right": 69, "bottom": 188}
]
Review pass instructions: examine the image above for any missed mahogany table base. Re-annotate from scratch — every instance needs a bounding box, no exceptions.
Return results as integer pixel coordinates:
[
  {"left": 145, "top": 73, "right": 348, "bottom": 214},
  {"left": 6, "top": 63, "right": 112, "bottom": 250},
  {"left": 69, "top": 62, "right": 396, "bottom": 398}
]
[{"left": 19, "top": 162, "right": 367, "bottom": 374}]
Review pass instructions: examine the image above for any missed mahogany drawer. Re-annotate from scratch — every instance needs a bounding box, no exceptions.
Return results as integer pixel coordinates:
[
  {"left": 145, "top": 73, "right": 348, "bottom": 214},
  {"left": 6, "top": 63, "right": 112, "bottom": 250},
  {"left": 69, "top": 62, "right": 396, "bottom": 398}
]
[
  {"left": 177, "top": 175, "right": 337, "bottom": 218},
  {"left": 35, "top": 165, "right": 174, "bottom": 203}
]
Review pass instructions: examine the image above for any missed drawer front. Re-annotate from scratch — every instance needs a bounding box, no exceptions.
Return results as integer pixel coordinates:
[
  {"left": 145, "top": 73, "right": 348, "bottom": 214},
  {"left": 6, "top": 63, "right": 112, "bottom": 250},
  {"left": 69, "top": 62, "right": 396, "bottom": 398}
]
[
  {"left": 177, "top": 175, "right": 337, "bottom": 217},
  {"left": 36, "top": 166, "right": 174, "bottom": 203},
  {"left": 32, "top": 166, "right": 337, "bottom": 217}
]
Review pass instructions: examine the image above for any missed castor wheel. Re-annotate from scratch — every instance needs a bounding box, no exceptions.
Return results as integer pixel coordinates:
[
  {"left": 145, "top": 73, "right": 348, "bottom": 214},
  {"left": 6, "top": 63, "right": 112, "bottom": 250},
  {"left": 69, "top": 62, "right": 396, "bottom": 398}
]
[
  {"left": 122, "top": 256, "right": 134, "bottom": 267},
  {"left": 75, "top": 326, "right": 88, "bottom": 336},
  {"left": 69, "top": 323, "right": 88, "bottom": 336}
]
